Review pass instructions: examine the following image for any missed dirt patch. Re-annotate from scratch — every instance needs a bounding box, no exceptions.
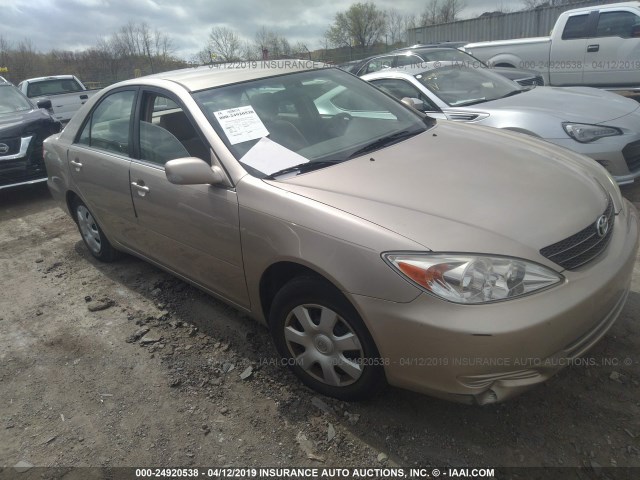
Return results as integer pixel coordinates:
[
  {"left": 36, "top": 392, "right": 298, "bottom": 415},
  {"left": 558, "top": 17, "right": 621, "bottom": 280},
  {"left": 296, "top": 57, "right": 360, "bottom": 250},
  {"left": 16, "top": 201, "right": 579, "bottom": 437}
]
[{"left": 1, "top": 182, "right": 640, "bottom": 472}]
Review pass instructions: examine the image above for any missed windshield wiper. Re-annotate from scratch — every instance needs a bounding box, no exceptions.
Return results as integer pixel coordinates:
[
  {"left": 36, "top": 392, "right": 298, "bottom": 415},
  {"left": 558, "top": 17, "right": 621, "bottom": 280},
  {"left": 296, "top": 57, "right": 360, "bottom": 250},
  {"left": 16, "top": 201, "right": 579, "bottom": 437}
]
[
  {"left": 348, "top": 130, "right": 420, "bottom": 159},
  {"left": 499, "top": 90, "right": 524, "bottom": 99},
  {"left": 265, "top": 160, "right": 343, "bottom": 180},
  {"left": 452, "top": 98, "right": 487, "bottom": 107}
]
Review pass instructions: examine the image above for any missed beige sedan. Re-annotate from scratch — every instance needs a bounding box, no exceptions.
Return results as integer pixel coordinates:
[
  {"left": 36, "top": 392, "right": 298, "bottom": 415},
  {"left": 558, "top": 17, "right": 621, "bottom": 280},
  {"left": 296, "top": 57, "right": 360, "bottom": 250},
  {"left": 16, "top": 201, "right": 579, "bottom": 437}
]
[{"left": 44, "top": 62, "right": 639, "bottom": 404}]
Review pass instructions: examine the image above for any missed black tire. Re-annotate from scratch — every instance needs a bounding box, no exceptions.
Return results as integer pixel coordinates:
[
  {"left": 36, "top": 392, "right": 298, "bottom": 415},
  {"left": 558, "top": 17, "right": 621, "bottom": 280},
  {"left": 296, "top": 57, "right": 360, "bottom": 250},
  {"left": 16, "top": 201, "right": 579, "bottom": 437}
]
[
  {"left": 269, "top": 276, "right": 385, "bottom": 401},
  {"left": 72, "top": 198, "right": 120, "bottom": 262}
]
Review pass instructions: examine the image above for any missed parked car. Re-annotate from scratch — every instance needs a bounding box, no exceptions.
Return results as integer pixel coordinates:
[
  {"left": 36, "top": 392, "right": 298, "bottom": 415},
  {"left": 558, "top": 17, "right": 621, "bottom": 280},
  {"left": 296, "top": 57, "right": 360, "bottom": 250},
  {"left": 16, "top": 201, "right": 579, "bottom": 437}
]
[
  {"left": 17, "top": 75, "right": 99, "bottom": 124},
  {"left": 0, "top": 82, "right": 61, "bottom": 190},
  {"left": 44, "top": 63, "right": 638, "bottom": 404},
  {"left": 362, "top": 63, "right": 640, "bottom": 185},
  {"left": 346, "top": 46, "right": 545, "bottom": 87},
  {"left": 463, "top": 2, "right": 640, "bottom": 89}
]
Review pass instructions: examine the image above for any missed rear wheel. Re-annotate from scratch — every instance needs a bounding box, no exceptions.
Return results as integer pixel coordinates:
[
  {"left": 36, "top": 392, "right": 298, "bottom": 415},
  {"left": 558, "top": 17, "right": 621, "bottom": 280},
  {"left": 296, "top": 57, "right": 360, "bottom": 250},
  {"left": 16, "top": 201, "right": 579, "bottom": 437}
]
[
  {"left": 73, "top": 198, "right": 119, "bottom": 262},
  {"left": 269, "top": 276, "right": 385, "bottom": 400}
]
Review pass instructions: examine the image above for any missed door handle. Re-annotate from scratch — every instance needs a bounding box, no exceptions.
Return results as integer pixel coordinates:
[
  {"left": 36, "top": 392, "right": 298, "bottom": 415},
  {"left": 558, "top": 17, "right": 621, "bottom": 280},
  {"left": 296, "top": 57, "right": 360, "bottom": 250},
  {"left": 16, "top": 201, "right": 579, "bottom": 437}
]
[
  {"left": 80, "top": 94, "right": 88, "bottom": 100},
  {"left": 70, "top": 159, "right": 83, "bottom": 171},
  {"left": 587, "top": 44, "right": 600, "bottom": 52},
  {"left": 131, "top": 181, "right": 150, "bottom": 197}
]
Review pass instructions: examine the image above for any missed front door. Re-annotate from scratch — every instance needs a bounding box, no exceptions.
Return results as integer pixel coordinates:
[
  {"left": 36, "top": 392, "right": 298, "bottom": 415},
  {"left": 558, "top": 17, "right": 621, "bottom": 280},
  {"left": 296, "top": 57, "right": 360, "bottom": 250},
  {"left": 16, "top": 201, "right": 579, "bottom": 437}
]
[
  {"left": 583, "top": 9, "right": 640, "bottom": 87},
  {"left": 128, "top": 90, "right": 249, "bottom": 308}
]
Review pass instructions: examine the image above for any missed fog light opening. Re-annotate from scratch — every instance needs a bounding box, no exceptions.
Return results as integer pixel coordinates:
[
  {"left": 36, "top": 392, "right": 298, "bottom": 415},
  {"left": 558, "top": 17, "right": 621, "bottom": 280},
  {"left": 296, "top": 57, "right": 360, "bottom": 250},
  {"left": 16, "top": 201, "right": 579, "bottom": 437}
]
[{"left": 475, "top": 389, "right": 498, "bottom": 406}]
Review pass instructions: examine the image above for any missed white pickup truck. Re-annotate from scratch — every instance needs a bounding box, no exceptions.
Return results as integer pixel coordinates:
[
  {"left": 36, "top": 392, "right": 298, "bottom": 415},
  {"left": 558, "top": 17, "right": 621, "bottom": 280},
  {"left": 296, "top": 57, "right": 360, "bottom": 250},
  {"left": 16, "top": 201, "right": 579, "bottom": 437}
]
[
  {"left": 17, "top": 75, "right": 99, "bottom": 124},
  {"left": 463, "top": 1, "right": 640, "bottom": 89}
]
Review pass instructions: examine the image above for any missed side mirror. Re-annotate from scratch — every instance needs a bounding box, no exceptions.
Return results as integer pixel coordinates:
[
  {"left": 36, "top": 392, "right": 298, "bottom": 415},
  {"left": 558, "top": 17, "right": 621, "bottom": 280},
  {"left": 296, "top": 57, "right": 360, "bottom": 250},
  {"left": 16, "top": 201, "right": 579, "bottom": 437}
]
[
  {"left": 36, "top": 99, "right": 52, "bottom": 110},
  {"left": 401, "top": 97, "right": 426, "bottom": 112},
  {"left": 165, "top": 157, "right": 226, "bottom": 185}
]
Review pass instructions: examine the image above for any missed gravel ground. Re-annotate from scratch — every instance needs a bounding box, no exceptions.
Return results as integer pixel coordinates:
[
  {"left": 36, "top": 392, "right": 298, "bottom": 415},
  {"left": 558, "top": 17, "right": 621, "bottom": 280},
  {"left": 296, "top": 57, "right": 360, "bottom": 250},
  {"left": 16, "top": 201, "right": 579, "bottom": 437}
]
[{"left": 1, "top": 181, "right": 639, "bottom": 475}]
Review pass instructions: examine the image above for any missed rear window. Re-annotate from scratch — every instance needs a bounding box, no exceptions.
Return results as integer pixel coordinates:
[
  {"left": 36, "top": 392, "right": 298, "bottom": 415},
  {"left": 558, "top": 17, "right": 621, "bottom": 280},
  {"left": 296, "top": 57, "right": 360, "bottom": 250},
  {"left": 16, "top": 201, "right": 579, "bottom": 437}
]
[{"left": 26, "top": 79, "right": 82, "bottom": 97}]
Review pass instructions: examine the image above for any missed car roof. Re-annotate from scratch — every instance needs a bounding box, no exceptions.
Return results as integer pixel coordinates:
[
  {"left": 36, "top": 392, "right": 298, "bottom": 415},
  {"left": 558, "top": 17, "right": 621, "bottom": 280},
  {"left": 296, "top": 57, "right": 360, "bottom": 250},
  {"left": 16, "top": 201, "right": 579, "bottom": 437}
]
[
  {"left": 118, "top": 61, "right": 327, "bottom": 92},
  {"left": 394, "top": 42, "right": 468, "bottom": 52},
  {"left": 22, "top": 75, "right": 77, "bottom": 82},
  {"left": 362, "top": 62, "right": 459, "bottom": 79}
]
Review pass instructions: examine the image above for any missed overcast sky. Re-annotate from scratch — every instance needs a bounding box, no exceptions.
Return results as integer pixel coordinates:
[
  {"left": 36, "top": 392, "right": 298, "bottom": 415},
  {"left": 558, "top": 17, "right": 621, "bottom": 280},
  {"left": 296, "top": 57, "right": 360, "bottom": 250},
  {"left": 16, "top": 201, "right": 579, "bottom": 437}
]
[{"left": 0, "top": 0, "right": 529, "bottom": 58}]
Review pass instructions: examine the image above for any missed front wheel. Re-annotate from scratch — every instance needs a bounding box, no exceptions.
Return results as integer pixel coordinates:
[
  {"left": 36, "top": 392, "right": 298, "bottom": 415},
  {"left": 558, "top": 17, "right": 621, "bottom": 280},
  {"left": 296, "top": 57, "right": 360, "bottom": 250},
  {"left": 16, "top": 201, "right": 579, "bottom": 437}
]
[
  {"left": 73, "top": 198, "right": 119, "bottom": 262},
  {"left": 269, "top": 276, "right": 385, "bottom": 400}
]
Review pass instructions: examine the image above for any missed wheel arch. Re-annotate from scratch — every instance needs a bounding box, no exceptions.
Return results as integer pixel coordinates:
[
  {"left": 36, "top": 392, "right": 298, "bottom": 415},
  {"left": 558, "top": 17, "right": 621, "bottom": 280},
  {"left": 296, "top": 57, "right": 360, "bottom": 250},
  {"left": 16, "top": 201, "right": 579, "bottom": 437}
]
[
  {"left": 66, "top": 190, "right": 82, "bottom": 222},
  {"left": 259, "top": 261, "right": 340, "bottom": 324}
]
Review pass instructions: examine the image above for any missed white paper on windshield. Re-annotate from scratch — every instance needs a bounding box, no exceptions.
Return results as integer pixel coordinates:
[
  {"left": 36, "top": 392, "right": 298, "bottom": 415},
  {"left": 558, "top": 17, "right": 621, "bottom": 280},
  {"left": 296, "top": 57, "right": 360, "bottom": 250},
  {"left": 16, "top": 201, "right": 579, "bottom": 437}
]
[
  {"left": 240, "top": 137, "right": 309, "bottom": 176},
  {"left": 213, "top": 106, "right": 269, "bottom": 145}
]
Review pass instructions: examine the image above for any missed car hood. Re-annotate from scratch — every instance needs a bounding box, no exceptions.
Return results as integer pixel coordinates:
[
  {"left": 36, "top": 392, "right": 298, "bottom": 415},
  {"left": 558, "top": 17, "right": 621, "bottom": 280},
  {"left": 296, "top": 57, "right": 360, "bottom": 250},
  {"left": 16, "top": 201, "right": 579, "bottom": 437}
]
[
  {"left": 272, "top": 122, "right": 612, "bottom": 264},
  {"left": 0, "top": 108, "right": 53, "bottom": 136},
  {"left": 468, "top": 86, "right": 639, "bottom": 124}
]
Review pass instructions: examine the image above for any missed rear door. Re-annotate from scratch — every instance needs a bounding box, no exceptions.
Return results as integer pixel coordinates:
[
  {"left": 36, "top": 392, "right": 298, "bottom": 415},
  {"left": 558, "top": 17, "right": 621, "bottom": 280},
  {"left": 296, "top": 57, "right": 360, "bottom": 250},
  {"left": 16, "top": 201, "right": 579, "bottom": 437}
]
[
  {"left": 67, "top": 88, "right": 138, "bottom": 244},
  {"left": 583, "top": 8, "right": 640, "bottom": 86},
  {"left": 128, "top": 88, "right": 249, "bottom": 307}
]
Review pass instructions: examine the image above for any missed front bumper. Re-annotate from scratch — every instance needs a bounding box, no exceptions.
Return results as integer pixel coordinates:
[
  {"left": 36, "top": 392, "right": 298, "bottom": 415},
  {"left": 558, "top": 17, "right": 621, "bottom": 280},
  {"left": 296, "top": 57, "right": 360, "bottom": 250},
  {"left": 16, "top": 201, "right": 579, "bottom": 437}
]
[
  {"left": 0, "top": 134, "right": 47, "bottom": 189},
  {"left": 548, "top": 137, "right": 640, "bottom": 186},
  {"left": 350, "top": 200, "right": 639, "bottom": 404}
]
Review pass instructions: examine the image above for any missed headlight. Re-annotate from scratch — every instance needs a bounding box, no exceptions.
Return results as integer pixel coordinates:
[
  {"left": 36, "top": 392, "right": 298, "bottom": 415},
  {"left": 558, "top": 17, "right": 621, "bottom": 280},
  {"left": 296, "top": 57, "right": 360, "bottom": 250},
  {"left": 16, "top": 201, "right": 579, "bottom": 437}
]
[
  {"left": 383, "top": 253, "right": 563, "bottom": 304},
  {"left": 563, "top": 122, "right": 622, "bottom": 143}
]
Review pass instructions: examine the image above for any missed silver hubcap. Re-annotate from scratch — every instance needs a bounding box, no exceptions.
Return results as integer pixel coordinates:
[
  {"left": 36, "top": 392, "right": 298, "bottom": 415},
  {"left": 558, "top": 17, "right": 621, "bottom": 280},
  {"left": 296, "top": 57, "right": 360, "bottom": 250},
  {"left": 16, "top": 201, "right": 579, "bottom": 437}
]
[
  {"left": 77, "top": 205, "right": 102, "bottom": 254},
  {"left": 284, "top": 304, "right": 364, "bottom": 387}
]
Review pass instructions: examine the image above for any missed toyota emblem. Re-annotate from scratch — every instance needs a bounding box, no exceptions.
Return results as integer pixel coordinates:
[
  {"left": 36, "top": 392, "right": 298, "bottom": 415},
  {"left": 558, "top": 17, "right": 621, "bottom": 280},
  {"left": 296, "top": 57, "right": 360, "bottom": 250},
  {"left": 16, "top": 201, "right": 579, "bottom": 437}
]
[
  {"left": 596, "top": 215, "right": 609, "bottom": 238},
  {"left": 0, "top": 143, "right": 9, "bottom": 155}
]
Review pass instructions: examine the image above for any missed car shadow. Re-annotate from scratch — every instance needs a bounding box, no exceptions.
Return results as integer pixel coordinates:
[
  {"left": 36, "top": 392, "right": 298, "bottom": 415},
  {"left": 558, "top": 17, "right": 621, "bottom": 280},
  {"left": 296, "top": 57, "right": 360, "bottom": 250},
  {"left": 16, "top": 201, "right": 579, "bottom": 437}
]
[
  {"left": 75, "top": 235, "right": 640, "bottom": 468},
  {"left": 0, "top": 183, "right": 53, "bottom": 219}
]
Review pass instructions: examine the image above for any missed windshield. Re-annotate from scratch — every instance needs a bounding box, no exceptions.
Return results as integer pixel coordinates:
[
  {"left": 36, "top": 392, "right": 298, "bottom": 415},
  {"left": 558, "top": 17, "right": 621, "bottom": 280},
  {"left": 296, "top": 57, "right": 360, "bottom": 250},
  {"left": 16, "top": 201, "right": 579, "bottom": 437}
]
[
  {"left": 0, "top": 85, "right": 33, "bottom": 114},
  {"left": 414, "top": 65, "right": 522, "bottom": 107},
  {"left": 192, "top": 68, "right": 430, "bottom": 178},
  {"left": 414, "top": 48, "right": 483, "bottom": 64}
]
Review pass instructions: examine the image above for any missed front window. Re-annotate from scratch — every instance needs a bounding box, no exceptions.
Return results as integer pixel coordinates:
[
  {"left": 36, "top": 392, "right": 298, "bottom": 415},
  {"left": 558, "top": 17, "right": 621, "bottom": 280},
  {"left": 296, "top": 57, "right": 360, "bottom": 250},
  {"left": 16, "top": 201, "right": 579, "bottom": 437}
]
[
  {"left": 193, "top": 68, "right": 429, "bottom": 178},
  {"left": 137, "top": 92, "right": 209, "bottom": 165},
  {"left": 595, "top": 11, "right": 640, "bottom": 38},
  {"left": 414, "top": 65, "right": 522, "bottom": 107},
  {"left": 0, "top": 86, "right": 33, "bottom": 114}
]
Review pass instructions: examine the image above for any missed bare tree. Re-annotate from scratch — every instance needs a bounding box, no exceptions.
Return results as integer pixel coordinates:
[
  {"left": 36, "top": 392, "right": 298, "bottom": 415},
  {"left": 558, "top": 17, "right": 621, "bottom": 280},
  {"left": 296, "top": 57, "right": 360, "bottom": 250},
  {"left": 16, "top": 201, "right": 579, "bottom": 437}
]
[
  {"left": 138, "top": 22, "right": 155, "bottom": 73},
  {"left": 439, "top": 0, "right": 466, "bottom": 23},
  {"left": 386, "top": 8, "right": 407, "bottom": 46},
  {"left": 420, "top": 0, "right": 466, "bottom": 26},
  {"left": 494, "top": 1, "right": 515, "bottom": 13},
  {"left": 522, "top": 0, "right": 549, "bottom": 9},
  {"left": 254, "top": 27, "right": 293, "bottom": 59},
  {"left": 154, "top": 29, "right": 175, "bottom": 63},
  {"left": 421, "top": 0, "right": 441, "bottom": 26},
  {"left": 207, "top": 26, "right": 242, "bottom": 62},
  {"left": 325, "top": 2, "right": 387, "bottom": 50}
]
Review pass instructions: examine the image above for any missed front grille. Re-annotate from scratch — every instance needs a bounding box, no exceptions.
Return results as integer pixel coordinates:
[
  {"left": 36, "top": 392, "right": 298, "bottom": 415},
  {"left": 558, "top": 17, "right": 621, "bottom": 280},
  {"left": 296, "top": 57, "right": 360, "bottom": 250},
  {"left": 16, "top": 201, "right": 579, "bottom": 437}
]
[
  {"left": 540, "top": 195, "right": 614, "bottom": 270},
  {"left": 622, "top": 140, "right": 640, "bottom": 173},
  {"left": 0, "top": 136, "right": 21, "bottom": 156},
  {"left": 516, "top": 75, "right": 544, "bottom": 87}
]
